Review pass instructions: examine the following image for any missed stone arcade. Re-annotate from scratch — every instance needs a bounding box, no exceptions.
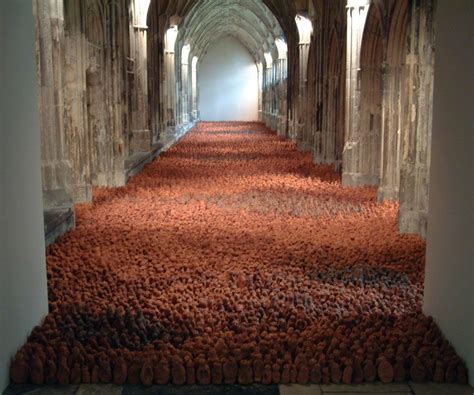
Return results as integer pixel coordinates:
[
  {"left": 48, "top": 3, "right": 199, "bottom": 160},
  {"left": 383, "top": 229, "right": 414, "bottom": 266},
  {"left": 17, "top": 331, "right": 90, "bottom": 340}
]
[{"left": 34, "top": 0, "right": 436, "bottom": 243}]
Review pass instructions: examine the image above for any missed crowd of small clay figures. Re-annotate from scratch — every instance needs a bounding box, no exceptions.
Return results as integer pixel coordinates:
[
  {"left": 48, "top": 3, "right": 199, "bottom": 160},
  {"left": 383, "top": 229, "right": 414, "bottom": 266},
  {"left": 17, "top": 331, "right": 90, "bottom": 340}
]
[{"left": 10, "top": 122, "right": 467, "bottom": 386}]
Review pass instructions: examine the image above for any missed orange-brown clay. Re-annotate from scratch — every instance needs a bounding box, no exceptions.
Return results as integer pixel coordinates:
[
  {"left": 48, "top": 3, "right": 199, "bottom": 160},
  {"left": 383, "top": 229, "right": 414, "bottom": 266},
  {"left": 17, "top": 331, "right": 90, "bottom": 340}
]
[{"left": 10, "top": 122, "right": 468, "bottom": 385}]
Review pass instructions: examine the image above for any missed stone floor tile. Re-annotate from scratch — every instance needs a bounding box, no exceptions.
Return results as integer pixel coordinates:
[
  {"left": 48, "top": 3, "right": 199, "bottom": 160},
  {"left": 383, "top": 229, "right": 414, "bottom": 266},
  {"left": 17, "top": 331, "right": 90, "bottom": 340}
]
[
  {"left": 76, "top": 384, "right": 123, "bottom": 395},
  {"left": 409, "top": 382, "right": 474, "bottom": 395},
  {"left": 320, "top": 383, "right": 411, "bottom": 393},
  {"left": 321, "top": 393, "right": 410, "bottom": 395},
  {"left": 3, "top": 384, "right": 79, "bottom": 395},
  {"left": 279, "top": 384, "right": 322, "bottom": 395},
  {"left": 120, "top": 384, "right": 279, "bottom": 395},
  {"left": 119, "top": 385, "right": 166, "bottom": 395}
]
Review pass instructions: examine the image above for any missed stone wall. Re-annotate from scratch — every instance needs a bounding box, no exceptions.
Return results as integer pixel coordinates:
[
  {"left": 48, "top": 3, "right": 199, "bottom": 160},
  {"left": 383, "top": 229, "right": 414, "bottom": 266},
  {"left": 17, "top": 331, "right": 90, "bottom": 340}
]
[
  {"left": 341, "top": 0, "right": 435, "bottom": 237},
  {"left": 35, "top": 0, "right": 183, "bottom": 213}
]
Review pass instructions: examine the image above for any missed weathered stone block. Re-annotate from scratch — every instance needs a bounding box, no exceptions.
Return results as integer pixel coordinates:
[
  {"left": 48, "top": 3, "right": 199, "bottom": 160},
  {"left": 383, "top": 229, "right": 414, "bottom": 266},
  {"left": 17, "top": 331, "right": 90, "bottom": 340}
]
[{"left": 129, "top": 129, "right": 151, "bottom": 154}]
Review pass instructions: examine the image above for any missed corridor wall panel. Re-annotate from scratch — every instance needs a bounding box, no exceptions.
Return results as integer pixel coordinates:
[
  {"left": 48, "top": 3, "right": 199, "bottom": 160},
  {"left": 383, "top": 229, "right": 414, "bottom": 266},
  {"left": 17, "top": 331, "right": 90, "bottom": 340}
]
[
  {"left": 0, "top": 1, "right": 49, "bottom": 391},
  {"left": 424, "top": 0, "right": 474, "bottom": 385}
]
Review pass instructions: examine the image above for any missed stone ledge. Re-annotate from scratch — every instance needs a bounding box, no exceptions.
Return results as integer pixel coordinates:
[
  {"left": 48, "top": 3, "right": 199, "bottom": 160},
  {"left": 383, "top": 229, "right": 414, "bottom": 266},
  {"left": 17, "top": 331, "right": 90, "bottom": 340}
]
[
  {"left": 320, "top": 382, "right": 411, "bottom": 393},
  {"left": 280, "top": 384, "right": 322, "bottom": 395},
  {"left": 125, "top": 122, "right": 196, "bottom": 181},
  {"left": 44, "top": 207, "right": 75, "bottom": 247},
  {"left": 408, "top": 382, "right": 474, "bottom": 395},
  {"left": 4, "top": 383, "right": 474, "bottom": 394},
  {"left": 342, "top": 172, "right": 379, "bottom": 188}
]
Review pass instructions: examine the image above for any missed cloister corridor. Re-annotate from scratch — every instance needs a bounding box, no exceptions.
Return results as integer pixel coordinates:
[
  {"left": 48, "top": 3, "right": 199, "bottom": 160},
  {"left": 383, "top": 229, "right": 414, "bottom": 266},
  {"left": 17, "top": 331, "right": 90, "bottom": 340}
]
[{"left": 0, "top": 0, "right": 472, "bottom": 394}]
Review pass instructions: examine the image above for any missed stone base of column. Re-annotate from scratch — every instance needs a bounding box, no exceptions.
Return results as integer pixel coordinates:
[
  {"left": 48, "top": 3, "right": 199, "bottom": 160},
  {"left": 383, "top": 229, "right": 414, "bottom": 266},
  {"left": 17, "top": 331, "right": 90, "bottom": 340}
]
[
  {"left": 270, "top": 114, "right": 278, "bottom": 131},
  {"left": 176, "top": 121, "right": 195, "bottom": 136},
  {"left": 43, "top": 188, "right": 73, "bottom": 211},
  {"left": 342, "top": 172, "right": 379, "bottom": 187},
  {"left": 262, "top": 112, "right": 271, "bottom": 128},
  {"left": 286, "top": 120, "right": 296, "bottom": 142},
  {"left": 42, "top": 189, "right": 75, "bottom": 246},
  {"left": 166, "top": 124, "right": 177, "bottom": 135},
  {"left": 72, "top": 184, "right": 92, "bottom": 203},
  {"left": 313, "top": 152, "right": 323, "bottom": 164},
  {"left": 94, "top": 170, "right": 126, "bottom": 188},
  {"left": 377, "top": 185, "right": 399, "bottom": 201},
  {"left": 125, "top": 121, "right": 196, "bottom": 181},
  {"left": 44, "top": 207, "right": 75, "bottom": 247},
  {"left": 297, "top": 140, "right": 313, "bottom": 152},
  {"left": 295, "top": 123, "right": 307, "bottom": 146},
  {"left": 277, "top": 116, "right": 287, "bottom": 137},
  {"left": 398, "top": 209, "right": 428, "bottom": 239},
  {"left": 130, "top": 129, "right": 151, "bottom": 154}
]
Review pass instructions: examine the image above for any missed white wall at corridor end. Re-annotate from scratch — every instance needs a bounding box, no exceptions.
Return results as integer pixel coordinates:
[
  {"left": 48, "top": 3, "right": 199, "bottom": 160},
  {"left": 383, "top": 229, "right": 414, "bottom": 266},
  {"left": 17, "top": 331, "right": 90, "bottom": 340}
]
[
  {"left": 424, "top": 0, "right": 473, "bottom": 385},
  {"left": 198, "top": 36, "right": 259, "bottom": 122},
  {"left": 0, "top": 0, "right": 49, "bottom": 391}
]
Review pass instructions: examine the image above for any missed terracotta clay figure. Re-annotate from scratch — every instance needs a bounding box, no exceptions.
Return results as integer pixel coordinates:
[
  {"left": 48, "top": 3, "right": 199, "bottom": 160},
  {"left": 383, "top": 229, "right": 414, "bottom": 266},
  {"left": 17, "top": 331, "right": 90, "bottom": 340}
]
[{"left": 10, "top": 122, "right": 467, "bottom": 386}]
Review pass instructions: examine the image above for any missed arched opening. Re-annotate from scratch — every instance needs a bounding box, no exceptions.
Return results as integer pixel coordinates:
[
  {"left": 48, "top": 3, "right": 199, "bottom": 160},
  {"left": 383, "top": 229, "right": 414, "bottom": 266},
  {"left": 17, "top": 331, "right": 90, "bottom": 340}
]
[
  {"left": 147, "top": 0, "right": 287, "bottom": 133},
  {"left": 358, "top": 3, "right": 384, "bottom": 185},
  {"left": 199, "top": 36, "right": 259, "bottom": 121}
]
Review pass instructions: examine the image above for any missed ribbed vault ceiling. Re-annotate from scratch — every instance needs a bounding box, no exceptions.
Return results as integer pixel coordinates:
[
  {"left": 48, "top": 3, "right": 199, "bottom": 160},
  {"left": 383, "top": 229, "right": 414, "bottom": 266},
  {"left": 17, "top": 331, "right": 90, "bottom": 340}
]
[
  {"left": 174, "top": 0, "right": 285, "bottom": 65},
  {"left": 156, "top": 0, "right": 310, "bottom": 32}
]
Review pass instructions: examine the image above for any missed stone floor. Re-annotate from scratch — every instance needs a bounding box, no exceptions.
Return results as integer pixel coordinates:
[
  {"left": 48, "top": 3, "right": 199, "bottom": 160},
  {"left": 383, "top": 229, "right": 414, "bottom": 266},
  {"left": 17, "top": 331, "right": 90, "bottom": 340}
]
[{"left": 4, "top": 382, "right": 473, "bottom": 395}]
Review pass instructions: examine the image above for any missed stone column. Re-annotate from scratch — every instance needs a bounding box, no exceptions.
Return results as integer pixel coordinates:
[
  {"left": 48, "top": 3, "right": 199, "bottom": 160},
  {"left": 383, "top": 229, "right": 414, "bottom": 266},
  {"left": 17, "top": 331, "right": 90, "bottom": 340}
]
[
  {"left": 101, "top": 0, "right": 126, "bottom": 187},
  {"left": 270, "top": 61, "right": 277, "bottom": 130},
  {"left": 175, "top": 54, "right": 182, "bottom": 126},
  {"left": 342, "top": 0, "right": 374, "bottom": 187},
  {"left": 263, "top": 53, "right": 273, "bottom": 127},
  {"left": 164, "top": 21, "right": 179, "bottom": 133},
  {"left": 297, "top": 41, "right": 310, "bottom": 148},
  {"left": 312, "top": 26, "right": 323, "bottom": 164},
  {"left": 295, "top": 15, "right": 312, "bottom": 150},
  {"left": 269, "top": 62, "right": 275, "bottom": 128},
  {"left": 129, "top": 1, "right": 151, "bottom": 154},
  {"left": 274, "top": 61, "right": 280, "bottom": 131},
  {"left": 34, "top": 0, "right": 74, "bottom": 210},
  {"left": 378, "top": 62, "right": 406, "bottom": 201},
  {"left": 398, "top": 0, "right": 435, "bottom": 238},
  {"left": 191, "top": 56, "right": 199, "bottom": 120},
  {"left": 187, "top": 53, "right": 193, "bottom": 122},
  {"left": 277, "top": 58, "right": 288, "bottom": 137},
  {"left": 266, "top": 58, "right": 273, "bottom": 127},
  {"left": 180, "top": 44, "right": 191, "bottom": 125},
  {"left": 63, "top": 0, "right": 92, "bottom": 202},
  {"left": 257, "top": 61, "right": 264, "bottom": 122},
  {"left": 146, "top": 1, "right": 162, "bottom": 143}
]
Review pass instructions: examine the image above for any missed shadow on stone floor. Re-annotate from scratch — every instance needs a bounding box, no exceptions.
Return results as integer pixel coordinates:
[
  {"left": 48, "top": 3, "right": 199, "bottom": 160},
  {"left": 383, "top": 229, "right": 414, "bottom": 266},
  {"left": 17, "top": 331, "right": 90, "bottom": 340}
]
[
  {"left": 4, "top": 384, "right": 279, "bottom": 395},
  {"left": 4, "top": 383, "right": 474, "bottom": 395}
]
